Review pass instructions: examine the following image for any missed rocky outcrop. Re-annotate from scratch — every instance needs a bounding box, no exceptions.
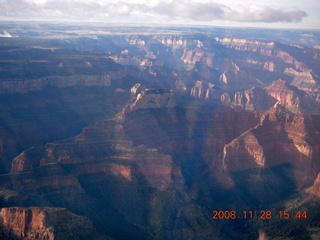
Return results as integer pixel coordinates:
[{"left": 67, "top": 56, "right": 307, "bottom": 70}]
[
  {"left": 216, "top": 36, "right": 319, "bottom": 90},
  {"left": 130, "top": 89, "right": 176, "bottom": 111},
  {"left": 175, "top": 79, "right": 187, "bottom": 91},
  {"left": 190, "top": 81, "right": 220, "bottom": 100},
  {"left": 127, "top": 36, "right": 146, "bottom": 46},
  {"left": 116, "top": 144, "right": 183, "bottom": 190},
  {"left": 221, "top": 104, "right": 320, "bottom": 188},
  {"left": 264, "top": 61, "right": 275, "bottom": 72},
  {"left": 308, "top": 173, "right": 320, "bottom": 198},
  {"left": 11, "top": 147, "right": 45, "bottom": 173},
  {"left": 220, "top": 93, "right": 231, "bottom": 106},
  {"left": 217, "top": 37, "right": 275, "bottom": 54},
  {"left": 0, "top": 207, "right": 95, "bottom": 239},
  {"left": 286, "top": 68, "right": 320, "bottom": 93},
  {"left": 158, "top": 35, "right": 187, "bottom": 49},
  {"left": 181, "top": 50, "right": 213, "bottom": 67},
  {"left": 247, "top": 59, "right": 281, "bottom": 73},
  {"left": 130, "top": 83, "right": 142, "bottom": 95},
  {"left": 222, "top": 131, "right": 265, "bottom": 171},
  {"left": 191, "top": 81, "right": 206, "bottom": 99},
  {"left": 229, "top": 79, "right": 320, "bottom": 114},
  {"left": 264, "top": 79, "right": 320, "bottom": 114},
  {"left": 265, "top": 79, "right": 303, "bottom": 113},
  {"left": 232, "top": 91, "right": 244, "bottom": 108},
  {"left": 217, "top": 37, "right": 299, "bottom": 66},
  {"left": 275, "top": 50, "right": 295, "bottom": 64}
]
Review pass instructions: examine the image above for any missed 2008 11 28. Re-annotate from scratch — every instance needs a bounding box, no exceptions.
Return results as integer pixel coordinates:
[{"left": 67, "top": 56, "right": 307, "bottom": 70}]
[{"left": 212, "top": 210, "right": 307, "bottom": 220}]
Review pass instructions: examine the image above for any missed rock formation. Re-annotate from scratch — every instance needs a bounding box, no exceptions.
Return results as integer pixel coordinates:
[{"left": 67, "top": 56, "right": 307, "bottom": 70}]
[
  {"left": 129, "top": 88, "right": 176, "bottom": 111},
  {"left": 218, "top": 79, "right": 320, "bottom": 114},
  {"left": 11, "top": 147, "right": 45, "bottom": 173},
  {"left": 189, "top": 80, "right": 219, "bottom": 100},
  {"left": 130, "top": 83, "right": 142, "bottom": 95},
  {"left": 0, "top": 207, "right": 95, "bottom": 239},
  {"left": 287, "top": 69, "right": 320, "bottom": 94},
  {"left": 181, "top": 50, "right": 213, "bottom": 67},
  {"left": 308, "top": 173, "right": 320, "bottom": 198},
  {"left": 264, "top": 79, "right": 320, "bottom": 114},
  {"left": 232, "top": 91, "right": 244, "bottom": 108},
  {"left": 222, "top": 103, "right": 320, "bottom": 187},
  {"left": 222, "top": 130, "right": 266, "bottom": 171},
  {"left": 264, "top": 61, "right": 275, "bottom": 72},
  {"left": 220, "top": 93, "right": 231, "bottom": 106}
]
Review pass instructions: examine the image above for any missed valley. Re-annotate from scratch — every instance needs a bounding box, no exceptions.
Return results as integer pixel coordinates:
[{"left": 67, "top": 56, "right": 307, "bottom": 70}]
[{"left": 0, "top": 23, "right": 319, "bottom": 239}]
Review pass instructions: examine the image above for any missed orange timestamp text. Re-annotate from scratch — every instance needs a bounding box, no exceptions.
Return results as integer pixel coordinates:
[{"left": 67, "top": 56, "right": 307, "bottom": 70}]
[{"left": 212, "top": 210, "right": 307, "bottom": 220}]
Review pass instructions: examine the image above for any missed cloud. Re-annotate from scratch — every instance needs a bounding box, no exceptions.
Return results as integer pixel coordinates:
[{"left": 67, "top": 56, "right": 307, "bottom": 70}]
[
  {"left": 152, "top": 0, "right": 307, "bottom": 23},
  {"left": 0, "top": 0, "right": 308, "bottom": 23},
  {"left": 224, "top": 5, "right": 307, "bottom": 23},
  {"left": 155, "top": 1, "right": 226, "bottom": 21}
]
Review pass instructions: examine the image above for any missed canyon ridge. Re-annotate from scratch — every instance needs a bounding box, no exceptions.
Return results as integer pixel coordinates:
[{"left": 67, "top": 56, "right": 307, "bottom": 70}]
[{"left": 0, "top": 23, "right": 319, "bottom": 239}]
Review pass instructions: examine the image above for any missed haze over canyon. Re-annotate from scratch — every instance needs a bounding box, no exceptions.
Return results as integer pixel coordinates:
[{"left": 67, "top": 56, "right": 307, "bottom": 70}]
[{"left": 0, "top": 22, "right": 319, "bottom": 239}]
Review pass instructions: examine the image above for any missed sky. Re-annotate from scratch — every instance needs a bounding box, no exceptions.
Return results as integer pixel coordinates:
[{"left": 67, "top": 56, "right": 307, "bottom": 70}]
[{"left": 0, "top": 0, "right": 319, "bottom": 29}]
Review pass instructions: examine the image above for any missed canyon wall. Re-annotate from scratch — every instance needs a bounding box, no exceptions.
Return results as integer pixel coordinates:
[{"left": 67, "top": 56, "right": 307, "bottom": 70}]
[
  {"left": 0, "top": 74, "right": 111, "bottom": 94},
  {"left": 0, "top": 207, "right": 95, "bottom": 239}
]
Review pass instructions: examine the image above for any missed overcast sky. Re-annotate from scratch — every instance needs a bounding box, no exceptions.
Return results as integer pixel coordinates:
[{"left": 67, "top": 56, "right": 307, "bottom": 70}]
[{"left": 0, "top": 0, "right": 319, "bottom": 29}]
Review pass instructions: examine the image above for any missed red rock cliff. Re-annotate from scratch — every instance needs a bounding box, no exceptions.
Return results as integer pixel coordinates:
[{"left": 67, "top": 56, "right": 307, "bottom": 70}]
[{"left": 0, "top": 207, "right": 94, "bottom": 239}]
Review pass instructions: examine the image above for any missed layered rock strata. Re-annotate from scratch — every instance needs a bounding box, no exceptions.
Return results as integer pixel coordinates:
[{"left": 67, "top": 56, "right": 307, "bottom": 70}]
[
  {"left": 222, "top": 104, "right": 320, "bottom": 187},
  {"left": 219, "top": 79, "right": 320, "bottom": 114},
  {"left": 308, "top": 173, "right": 320, "bottom": 197},
  {"left": 0, "top": 74, "right": 111, "bottom": 94},
  {"left": 0, "top": 207, "right": 95, "bottom": 239}
]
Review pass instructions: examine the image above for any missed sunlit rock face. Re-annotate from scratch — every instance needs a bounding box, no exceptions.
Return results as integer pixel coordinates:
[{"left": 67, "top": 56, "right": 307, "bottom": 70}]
[
  {"left": 222, "top": 131, "right": 266, "bottom": 171},
  {"left": 264, "top": 79, "right": 320, "bottom": 114},
  {"left": 221, "top": 104, "right": 320, "bottom": 188},
  {"left": 264, "top": 61, "right": 275, "bottom": 72},
  {"left": 181, "top": 50, "right": 214, "bottom": 67},
  {"left": 231, "top": 91, "right": 244, "bottom": 108},
  {"left": 240, "top": 79, "right": 320, "bottom": 114},
  {"left": 0, "top": 207, "right": 95, "bottom": 239},
  {"left": 191, "top": 81, "right": 215, "bottom": 99},
  {"left": 288, "top": 69, "right": 320, "bottom": 93},
  {"left": 308, "top": 173, "right": 320, "bottom": 198},
  {"left": 209, "top": 78, "right": 320, "bottom": 114},
  {"left": 220, "top": 92, "right": 231, "bottom": 106},
  {"left": 265, "top": 79, "right": 304, "bottom": 113}
]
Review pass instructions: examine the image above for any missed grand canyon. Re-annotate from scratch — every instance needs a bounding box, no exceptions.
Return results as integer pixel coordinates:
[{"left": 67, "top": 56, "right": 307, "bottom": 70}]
[{"left": 0, "top": 22, "right": 319, "bottom": 239}]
